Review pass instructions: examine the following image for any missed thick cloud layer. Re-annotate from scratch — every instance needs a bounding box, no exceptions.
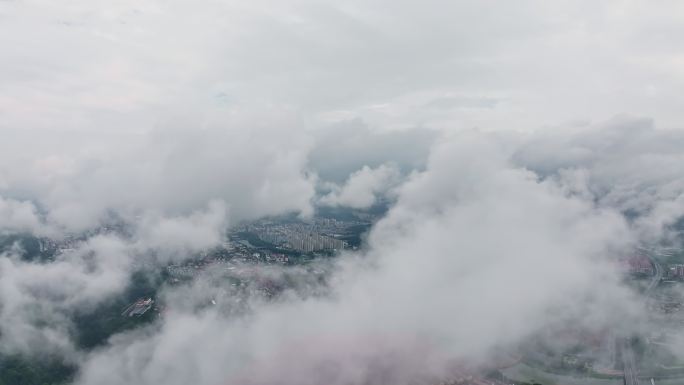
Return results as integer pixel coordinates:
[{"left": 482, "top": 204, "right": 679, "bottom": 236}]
[
  {"left": 3, "top": 1, "right": 684, "bottom": 384},
  {"left": 72, "top": 132, "right": 642, "bottom": 385},
  {"left": 4, "top": 118, "right": 681, "bottom": 384},
  {"left": 4, "top": 0, "right": 684, "bottom": 134},
  {"left": 514, "top": 117, "right": 684, "bottom": 242},
  {"left": 0, "top": 120, "right": 316, "bottom": 234}
]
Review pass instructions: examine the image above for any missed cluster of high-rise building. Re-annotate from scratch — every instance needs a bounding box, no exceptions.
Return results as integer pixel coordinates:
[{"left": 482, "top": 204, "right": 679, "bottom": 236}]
[
  {"left": 622, "top": 255, "right": 653, "bottom": 275},
  {"left": 38, "top": 235, "right": 79, "bottom": 255},
  {"left": 283, "top": 231, "right": 346, "bottom": 252},
  {"left": 249, "top": 222, "right": 347, "bottom": 252},
  {"left": 667, "top": 264, "right": 684, "bottom": 279}
]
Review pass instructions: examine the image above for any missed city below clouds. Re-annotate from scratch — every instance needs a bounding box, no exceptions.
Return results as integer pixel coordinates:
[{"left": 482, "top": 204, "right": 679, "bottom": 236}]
[{"left": 1, "top": 1, "right": 684, "bottom": 385}]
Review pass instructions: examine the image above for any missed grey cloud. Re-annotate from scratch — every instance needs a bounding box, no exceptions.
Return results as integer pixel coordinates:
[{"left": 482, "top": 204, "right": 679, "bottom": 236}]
[{"left": 425, "top": 96, "right": 500, "bottom": 110}]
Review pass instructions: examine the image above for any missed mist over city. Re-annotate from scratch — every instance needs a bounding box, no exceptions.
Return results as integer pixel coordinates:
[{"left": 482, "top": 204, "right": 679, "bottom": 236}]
[{"left": 2, "top": 1, "right": 684, "bottom": 385}]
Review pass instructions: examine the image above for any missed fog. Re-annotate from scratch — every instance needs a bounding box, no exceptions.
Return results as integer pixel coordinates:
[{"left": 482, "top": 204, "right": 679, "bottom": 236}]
[{"left": 2, "top": 1, "right": 684, "bottom": 384}]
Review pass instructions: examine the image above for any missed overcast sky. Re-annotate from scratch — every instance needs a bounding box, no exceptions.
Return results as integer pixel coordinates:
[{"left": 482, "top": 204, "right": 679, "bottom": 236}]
[
  {"left": 2, "top": 0, "right": 684, "bottom": 135},
  {"left": 2, "top": 1, "right": 684, "bottom": 385}
]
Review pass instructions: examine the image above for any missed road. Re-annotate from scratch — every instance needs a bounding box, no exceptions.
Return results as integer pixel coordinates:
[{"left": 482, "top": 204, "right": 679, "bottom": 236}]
[
  {"left": 645, "top": 256, "right": 663, "bottom": 293},
  {"left": 622, "top": 338, "right": 640, "bottom": 385},
  {"left": 621, "top": 254, "right": 663, "bottom": 385}
]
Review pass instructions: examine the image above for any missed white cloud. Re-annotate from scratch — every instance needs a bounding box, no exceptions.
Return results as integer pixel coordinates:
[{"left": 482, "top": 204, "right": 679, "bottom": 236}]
[
  {"left": 0, "top": 196, "right": 48, "bottom": 236},
  {"left": 0, "top": 116, "right": 316, "bottom": 233},
  {"left": 319, "top": 164, "right": 400, "bottom": 209},
  {"left": 74, "top": 132, "right": 640, "bottom": 385},
  {"left": 1, "top": 1, "right": 684, "bottom": 383},
  {"left": 133, "top": 200, "right": 228, "bottom": 258},
  {"left": 514, "top": 116, "right": 684, "bottom": 242},
  {"left": 0, "top": 235, "right": 133, "bottom": 357}
]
